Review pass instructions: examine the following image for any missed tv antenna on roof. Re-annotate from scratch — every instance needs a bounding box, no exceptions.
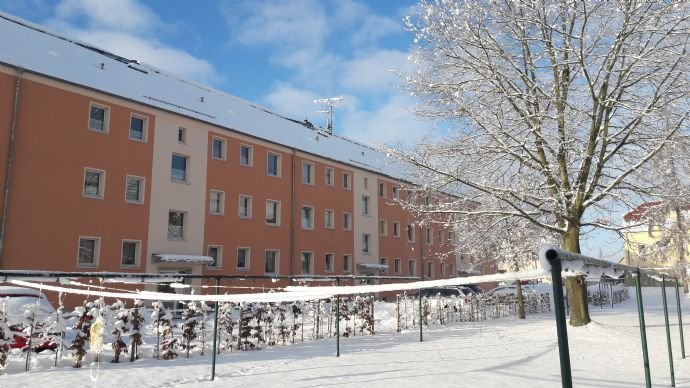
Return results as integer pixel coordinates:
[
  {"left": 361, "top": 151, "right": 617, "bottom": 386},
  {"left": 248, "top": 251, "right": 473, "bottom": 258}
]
[{"left": 314, "top": 96, "right": 343, "bottom": 135}]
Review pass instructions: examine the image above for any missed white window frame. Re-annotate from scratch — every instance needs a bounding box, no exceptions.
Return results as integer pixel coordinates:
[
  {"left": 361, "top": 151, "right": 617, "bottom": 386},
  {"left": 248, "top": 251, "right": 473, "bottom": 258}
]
[
  {"left": 77, "top": 236, "right": 100, "bottom": 267},
  {"left": 178, "top": 127, "right": 186, "bottom": 144},
  {"left": 83, "top": 167, "right": 106, "bottom": 199},
  {"left": 265, "top": 199, "right": 281, "bottom": 226},
  {"left": 211, "top": 136, "right": 227, "bottom": 161},
  {"left": 325, "top": 253, "right": 334, "bottom": 273},
  {"left": 363, "top": 177, "right": 369, "bottom": 190},
  {"left": 171, "top": 153, "right": 189, "bottom": 183},
  {"left": 440, "top": 262, "right": 446, "bottom": 276},
  {"left": 393, "top": 222, "right": 400, "bottom": 238},
  {"left": 120, "top": 239, "right": 141, "bottom": 268},
  {"left": 343, "top": 254, "right": 352, "bottom": 273},
  {"left": 210, "top": 190, "right": 225, "bottom": 215},
  {"left": 362, "top": 195, "right": 370, "bottom": 216},
  {"left": 380, "top": 219, "right": 388, "bottom": 236},
  {"left": 407, "top": 225, "right": 416, "bottom": 243},
  {"left": 124, "top": 175, "right": 145, "bottom": 204},
  {"left": 426, "top": 227, "right": 433, "bottom": 245},
  {"left": 88, "top": 102, "right": 109, "bottom": 133},
  {"left": 237, "top": 247, "right": 250, "bottom": 271},
  {"left": 394, "top": 258, "right": 401, "bottom": 274},
  {"left": 325, "top": 209, "right": 335, "bottom": 229},
  {"left": 300, "top": 251, "right": 313, "bottom": 275},
  {"left": 238, "top": 195, "right": 252, "bottom": 219},
  {"left": 362, "top": 233, "right": 370, "bottom": 254},
  {"left": 167, "top": 210, "right": 186, "bottom": 240},
  {"left": 448, "top": 231, "right": 455, "bottom": 242},
  {"left": 427, "top": 261, "right": 434, "bottom": 278},
  {"left": 207, "top": 245, "right": 222, "bottom": 269},
  {"left": 343, "top": 172, "right": 351, "bottom": 190},
  {"left": 240, "top": 144, "right": 253, "bottom": 166},
  {"left": 301, "top": 205, "right": 314, "bottom": 230},
  {"left": 128, "top": 113, "right": 147, "bottom": 142},
  {"left": 392, "top": 186, "right": 399, "bottom": 200},
  {"left": 302, "top": 161, "right": 314, "bottom": 185},
  {"left": 264, "top": 249, "right": 279, "bottom": 275},
  {"left": 408, "top": 259, "right": 416, "bottom": 277},
  {"left": 379, "top": 182, "right": 386, "bottom": 198},
  {"left": 343, "top": 212, "right": 352, "bottom": 231},
  {"left": 267, "top": 151, "right": 281, "bottom": 177},
  {"left": 325, "top": 167, "right": 334, "bottom": 186},
  {"left": 438, "top": 230, "right": 445, "bottom": 244}
]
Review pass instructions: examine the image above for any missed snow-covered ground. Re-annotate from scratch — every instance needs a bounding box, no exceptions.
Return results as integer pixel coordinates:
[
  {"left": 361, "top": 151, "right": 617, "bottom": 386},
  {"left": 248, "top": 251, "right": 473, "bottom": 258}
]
[{"left": 2, "top": 287, "right": 690, "bottom": 387}]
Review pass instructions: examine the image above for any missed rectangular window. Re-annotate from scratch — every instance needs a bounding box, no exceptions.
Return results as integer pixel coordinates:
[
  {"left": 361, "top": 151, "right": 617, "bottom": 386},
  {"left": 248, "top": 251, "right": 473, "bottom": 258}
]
[
  {"left": 427, "top": 262, "right": 433, "bottom": 278},
  {"left": 440, "top": 263, "right": 446, "bottom": 276},
  {"left": 78, "top": 237, "right": 100, "bottom": 267},
  {"left": 325, "top": 253, "right": 334, "bottom": 273},
  {"left": 343, "top": 254, "right": 351, "bottom": 272},
  {"left": 450, "top": 264, "right": 455, "bottom": 276},
  {"left": 362, "top": 195, "right": 370, "bottom": 216},
  {"left": 325, "top": 209, "right": 334, "bottom": 229},
  {"left": 379, "top": 182, "right": 386, "bottom": 198},
  {"left": 210, "top": 190, "right": 225, "bottom": 215},
  {"left": 380, "top": 257, "right": 388, "bottom": 274},
  {"left": 212, "top": 137, "right": 226, "bottom": 160},
  {"left": 425, "top": 196, "right": 430, "bottom": 206},
  {"left": 380, "top": 219, "right": 387, "bottom": 236},
  {"left": 363, "top": 177, "right": 369, "bottom": 189},
  {"left": 301, "top": 251, "right": 312, "bottom": 274},
  {"left": 171, "top": 154, "right": 188, "bottom": 182},
  {"left": 83, "top": 168, "right": 105, "bottom": 198},
  {"left": 343, "top": 172, "right": 351, "bottom": 190},
  {"left": 426, "top": 227, "right": 433, "bottom": 244},
  {"left": 302, "top": 161, "right": 314, "bottom": 184},
  {"left": 448, "top": 231, "right": 455, "bottom": 241},
  {"left": 125, "top": 175, "right": 144, "bottom": 203},
  {"left": 207, "top": 245, "right": 222, "bottom": 269},
  {"left": 178, "top": 127, "right": 186, "bottom": 143},
  {"left": 301, "top": 206, "right": 314, "bottom": 229},
  {"left": 407, "top": 225, "right": 415, "bottom": 243},
  {"left": 167, "top": 211, "right": 185, "bottom": 240},
  {"left": 129, "top": 115, "right": 146, "bottom": 141},
  {"left": 394, "top": 258, "right": 401, "bottom": 274},
  {"left": 266, "top": 200, "right": 281, "bottom": 225},
  {"left": 88, "top": 103, "right": 108, "bottom": 132},
  {"left": 362, "top": 234, "right": 370, "bottom": 254},
  {"left": 408, "top": 260, "right": 416, "bottom": 277},
  {"left": 393, "top": 222, "right": 400, "bottom": 238},
  {"left": 121, "top": 240, "right": 140, "bottom": 267},
  {"left": 237, "top": 247, "right": 250, "bottom": 270},
  {"left": 407, "top": 191, "right": 414, "bottom": 204},
  {"left": 343, "top": 212, "right": 352, "bottom": 231},
  {"left": 438, "top": 230, "right": 444, "bottom": 244},
  {"left": 265, "top": 250, "right": 278, "bottom": 274},
  {"left": 239, "top": 195, "right": 252, "bottom": 218},
  {"left": 240, "top": 144, "right": 253, "bottom": 166},
  {"left": 392, "top": 186, "right": 399, "bottom": 200},
  {"left": 267, "top": 152, "right": 281, "bottom": 177},
  {"left": 325, "top": 167, "right": 334, "bottom": 186}
]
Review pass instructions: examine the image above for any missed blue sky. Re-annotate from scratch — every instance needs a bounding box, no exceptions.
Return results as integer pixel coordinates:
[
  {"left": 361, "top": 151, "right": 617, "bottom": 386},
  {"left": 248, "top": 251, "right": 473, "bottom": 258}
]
[{"left": 0, "top": 0, "right": 428, "bottom": 146}]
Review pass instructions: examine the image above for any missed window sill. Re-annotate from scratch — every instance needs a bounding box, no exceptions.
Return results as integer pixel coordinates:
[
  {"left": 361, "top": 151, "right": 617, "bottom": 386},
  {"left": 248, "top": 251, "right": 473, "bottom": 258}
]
[
  {"left": 120, "top": 264, "right": 140, "bottom": 269},
  {"left": 129, "top": 136, "right": 147, "bottom": 143},
  {"left": 211, "top": 156, "right": 226, "bottom": 161},
  {"left": 126, "top": 200, "right": 144, "bottom": 205},
  {"left": 167, "top": 237, "right": 187, "bottom": 242},
  {"left": 210, "top": 212, "right": 224, "bottom": 216},
  {"left": 82, "top": 194, "right": 104, "bottom": 200},
  {"left": 77, "top": 263, "right": 98, "bottom": 268},
  {"left": 207, "top": 266, "right": 222, "bottom": 271},
  {"left": 266, "top": 222, "right": 281, "bottom": 227},
  {"left": 87, "top": 127, "right": 109, "bottom": 134},
  {"left": 236, "top": 268, "right": 250, "bottom": 272},
  {"left": 171, "top": 178, "right": 190, "bottom": 185}
]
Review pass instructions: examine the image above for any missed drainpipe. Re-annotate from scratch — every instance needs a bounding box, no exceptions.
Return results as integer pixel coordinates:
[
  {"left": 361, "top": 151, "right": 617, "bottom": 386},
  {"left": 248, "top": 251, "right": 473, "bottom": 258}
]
[
  {"left": 0, "top": 70, "right": 22, "bottom": 265},
  {"left": 289, "top": 148, "right": 296, "bottom": 280}
]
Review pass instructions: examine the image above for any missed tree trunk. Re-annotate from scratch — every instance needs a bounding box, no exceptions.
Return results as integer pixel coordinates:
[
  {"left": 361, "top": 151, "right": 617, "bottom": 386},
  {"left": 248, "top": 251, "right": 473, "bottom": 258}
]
[
  {"left": 516, "top": 279, "right": 525, "bottom": 319},
  {"left": 563, "top": 224, "right": 591, "bottom": 326},
  {"left": 674, "top": 206, "right": 689, "bottom": 294}
]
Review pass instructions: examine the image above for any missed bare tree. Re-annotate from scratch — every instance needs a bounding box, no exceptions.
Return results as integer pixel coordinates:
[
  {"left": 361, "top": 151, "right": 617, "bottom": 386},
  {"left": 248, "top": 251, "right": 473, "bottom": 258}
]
[{"left": 399, "top": 0, "right": 690, "bottom": 326}]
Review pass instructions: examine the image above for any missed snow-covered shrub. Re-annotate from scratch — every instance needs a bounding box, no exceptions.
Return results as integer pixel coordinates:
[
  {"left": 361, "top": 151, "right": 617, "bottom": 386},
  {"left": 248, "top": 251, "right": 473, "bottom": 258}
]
[
  {"left": 151, "top": 301, "right": 177, "bottom": 360},
  {"left": 128, "top": 299, "right": 144, "bottom": 361},
  {"left": 69, "top": 300, "right": 95, "bottom": 368},
  {"left": 0, "top": 297, "right": 10, "bottom": 368},
  {"left": 217, "top": 302, "right": 237, "bottom": 352},
  {"left": 181, "top": 301, "right": 198, "bottom": 358},
  {"left": 110, "top": 300, "right": 128, "bottom": 363}
]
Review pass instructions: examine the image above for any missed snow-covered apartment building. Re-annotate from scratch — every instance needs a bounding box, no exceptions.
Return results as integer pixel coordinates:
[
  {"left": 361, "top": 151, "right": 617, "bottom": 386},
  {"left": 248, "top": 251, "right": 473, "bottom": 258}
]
[{"left": 0, "top": 14, "right": 464, "bottom": 293}]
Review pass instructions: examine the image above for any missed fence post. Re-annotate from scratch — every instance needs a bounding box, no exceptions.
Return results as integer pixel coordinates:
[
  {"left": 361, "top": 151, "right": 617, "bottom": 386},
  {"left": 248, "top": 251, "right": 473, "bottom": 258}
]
[
  {"left": 635, "top": 268, "right": 652, "bottom": 388},
  {"left": 675, "top": 277, "right": 686, "bottom": 359},
  {"left": 662, "top": 275, "right": 676, "bottom": 387},
  {"left": 211, "top": 277, "right": 220, "bottom": 381},
  {"left": 419, "top": 290, "right": 423, "bottom": 342},
  {"left": 544, "top": 250, "right": 572, "bottom": 388},
  {"left": 336, "top": 278, "right": 340, "bottom": 357},
  {"left": 610, "top": 280, "right": 614, "bottom": 309},
  {"left": 599, "top": 280, "right": 603, "bottom": 310}
]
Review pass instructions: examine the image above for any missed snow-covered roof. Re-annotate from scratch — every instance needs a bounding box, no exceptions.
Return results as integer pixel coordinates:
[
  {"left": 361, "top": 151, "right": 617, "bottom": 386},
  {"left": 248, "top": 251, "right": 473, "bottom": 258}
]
[
  {"left": 0, "top": 12, "right": 409, "bottom": 181},
  {"left": 153, "top": 254, "right": 214, "bottom": 264}
]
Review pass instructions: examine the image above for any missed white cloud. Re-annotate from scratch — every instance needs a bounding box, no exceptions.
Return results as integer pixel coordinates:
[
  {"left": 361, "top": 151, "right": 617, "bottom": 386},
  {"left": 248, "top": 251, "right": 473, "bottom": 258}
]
[
  {"left": 54, "top": 0, "right": 160, "bottom": 33},
  {"left": 264, "top": 83, "right": 320, "bottom": 121},
  {"left": 340, "top": 50, "right": 409, "bottom": 92}
]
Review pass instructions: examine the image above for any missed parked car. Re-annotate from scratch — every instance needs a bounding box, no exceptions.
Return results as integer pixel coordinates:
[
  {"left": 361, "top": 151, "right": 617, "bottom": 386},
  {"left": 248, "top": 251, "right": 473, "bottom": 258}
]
[
  {"left": 414, "top": 286, "right": 477, "bottom": 298},
  {"left": 486, "top": 282, "right": 551, "bottom": 297},
  {"left": 0, "top": 286, "right": 60, "bottom": 352}
]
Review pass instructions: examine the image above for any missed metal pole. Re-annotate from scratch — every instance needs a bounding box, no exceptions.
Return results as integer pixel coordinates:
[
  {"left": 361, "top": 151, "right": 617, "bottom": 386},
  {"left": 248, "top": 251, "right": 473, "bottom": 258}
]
[
  {"left": 675, "top": 277, "right": 686, "bottom": 359},
  {"left": 610, "top": 280, "right": 614, "bottom": 309},
  {"left": 545, "top": 252, "right": 572, "bottom": 388},
  {"left": 336, "top": 278, "right": 340, "bottom": 357},
  {"left": 662, "top": 275, "right": 676, "bottom": 387},
  {"left": 419, "top": 290, "right": 423, "bottom": 342},
  {"left": 635, "top": 268, "right": 652, "bottom": 388},
  {"left": 211, "top": 278, "right": 220, "bottom": 381}
]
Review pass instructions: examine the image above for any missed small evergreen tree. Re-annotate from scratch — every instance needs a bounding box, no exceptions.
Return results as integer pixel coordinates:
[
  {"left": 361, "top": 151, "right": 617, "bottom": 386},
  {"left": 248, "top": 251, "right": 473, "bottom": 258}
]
[
  {"left": 128, "top": 299, "right": 144, "bottom": 362},
  {"left": 181, "top": 301, "right": 198, "bottom": 358},
  {"left": 151, "top": 302, "right": 177, "bottom": 360},
  {"left": 69, "top": 301, "right": 95, "bottom": 368},
  {"left": 110, "top": 300, "right": 128, "bottom": 363},
  {"left": 217, "top": 302, "right": 237, "bottom": 352}
]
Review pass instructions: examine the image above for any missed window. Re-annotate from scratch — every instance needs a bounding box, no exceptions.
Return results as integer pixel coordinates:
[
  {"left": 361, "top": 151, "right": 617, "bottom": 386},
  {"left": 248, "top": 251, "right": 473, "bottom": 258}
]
[
  {"left": 301, "top": 206, "right": 314, "bottom": 229},
  {"left": 121, "top": 240, "right": 140, "bottom": 267},
  {"left": 125, "top": 175, "right": 144, "bottom": 204},
  {"left": 265, "top": 250, "right": 278, "bottom": 274},
  {"left": 426, "top": 227, "right": 433, "bottom": 244},
  {"left": 394, "top": 258, "right": 401, "bottom": 274},
  {"left": 212, "top": 137, "right": 226, "bottom": 160},
  {"left": 129, "top": 115, "right": 146, "bottom": 141},
  {"left": 379, "top": 182, "right": 386, "bottom": 198},
  {"left": 362, "top": 234, "right": 370, "bottom": 254},
  {"left": 425, "top": 196, "right": 430, "bottom": 206},
  {"left": 239, "top": 195, "right": 252, "bottom": 218},
  {"left": 325, "top": 167, "right": 334, "bottom": 186},
  {"left": 408, "top": 260, "right": 416, "bottom": 277},
  {"left": 438, "top": 230, "right": 444, "bottom": 244},
  {"left": 325, "top": 209, "right": 334, "bottom": 229},
  {"left": 363, "top": 177, "right": 369, "bottom": 189},
  {"left": 343, "top": 172, "right": 351, "bottom": 190},
  {"left": 362, "top": 195, "right": 370, "bottom": 216},
  {"left": 266, "top": 200, "right": 281, "bottom": 225},
  {"left": 440, "top": 263, "right": 446, "bottom": 276},
  {"left": 393, "top": 222, "right": 400, "bottom": 238},
  {"left": 325, "top": 253, "right": 334, "bottom": 273},
  {"left": 427, "top": 262, "right": 433, "bottom": 278},
  {"left": 407, "top": 225, "right": 415, "bottom": 242},
  {"left": 267, "top": 152, "right": 281, "bottom": 177},
  {"left": 392, "top": 186, "right": 399, "bottom": 200},
  {"left": 171, "top": 154, "right": 188, "bottom": 182},
  {"left": 302, "top": 161, "right": 314, "bottom": 184},
  {"left": 210, "top": 190, "right": 225, "bottom": 215},
  {"left": 237, "top": 247, "right": 250, "bottom": 270},
  {"left": 407, "top": 191, "right": 414, "bottom": 204},
  {"left": 77, "top": 237, "right": 100, "bottom": 267},
  {"left": 207, "top": 245, "right": 222, "bottom": 269},
  {"left": 380, "top": 258, "right": 388, "bottom": 274},
  {"left": 168, "top": 211, "right": 185, "bottom": 240},
  {"left": 343, "top": 254, "right": 351, "bottom": 272},
  {"left": 83, "top": 168, "right": 105, "bottom": 198},
  {"left": 450, "top": 264, "right": 455, "bottom": 276},
  {"left": 448, "top": 231, "right": 455, "bottom": 241},
  {"left": 379, "top": 219, "right": 387, "bottom": 236},
  {"left": 343, "top": 212, "right": 352, "bottom": 231},
  {"left": 301, "top": 251, "right": 312, "bottom": 274},
  {"left": 88, "top": 103, "right": 108, "bottom": 132},
  {"left": 178, "top": 127, "right": 186, "bottom": 143},
  {"left": 240, "top": 144, "right": 253, "bottom": 166}
]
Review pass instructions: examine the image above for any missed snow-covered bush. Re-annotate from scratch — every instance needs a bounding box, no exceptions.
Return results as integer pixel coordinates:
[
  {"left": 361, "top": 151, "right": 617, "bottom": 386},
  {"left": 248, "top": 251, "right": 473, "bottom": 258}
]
[
  {"left": 128, "top": 299, "right": 144, "bottom": 361},
  {"left": 110, "top": 300, "right": 128, "bottom": 363},
  {"left": 151, "top": 302, "right": 177, "bottom": 360},
  {"left": 0, "top": 297, "right": 10, "bottom": 368},
  {"left": 69, "top": 300, "right": 95, "bottom": 368}
]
